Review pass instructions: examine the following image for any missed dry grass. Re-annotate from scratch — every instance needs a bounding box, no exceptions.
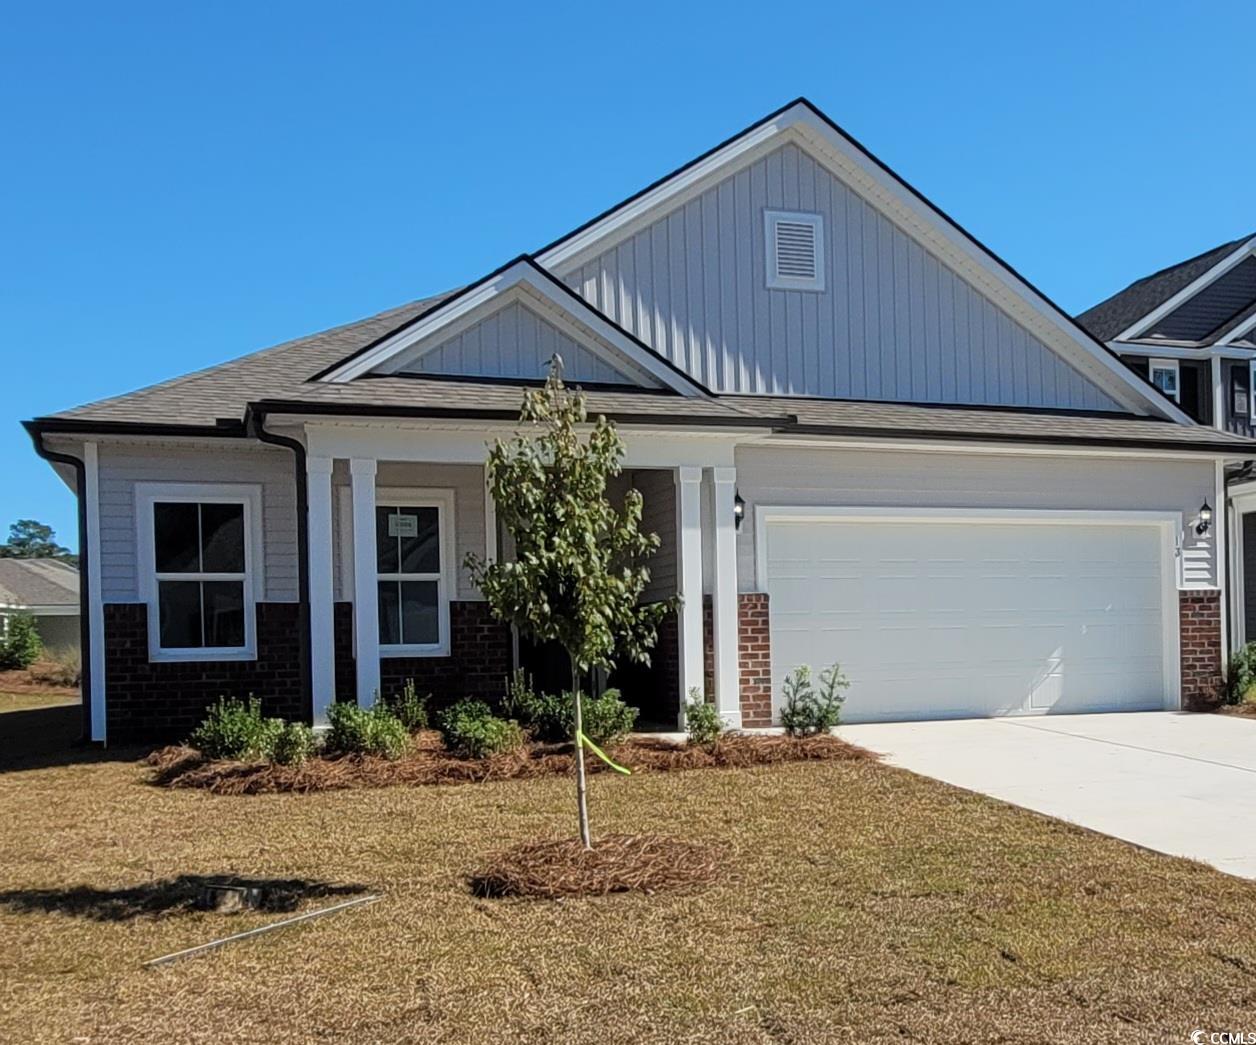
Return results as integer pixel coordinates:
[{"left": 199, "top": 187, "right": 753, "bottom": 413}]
[
  {"left": 145, "top": 731, "right": 872, "bottom": 795},
  {"left": 0, "top": 688, "right": 78, "bottom": 713},
  {"left": 3, "top": 741, "right": 1256, "bottom": 1042},
  {"left": 470, "top": 833, "right": 721, "bottom": 899}
]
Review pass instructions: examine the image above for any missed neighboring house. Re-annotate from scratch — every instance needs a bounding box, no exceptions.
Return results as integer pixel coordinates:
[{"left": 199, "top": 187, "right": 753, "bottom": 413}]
[
  {"left": 1077, "top": 236, "right": 1256, "bottom": 647},
  {"left": 25, "top": 98, "right": 1256, "bottom": 745},
  {"left": 0, "top": 558, "right": 80, "bottom": 653}
]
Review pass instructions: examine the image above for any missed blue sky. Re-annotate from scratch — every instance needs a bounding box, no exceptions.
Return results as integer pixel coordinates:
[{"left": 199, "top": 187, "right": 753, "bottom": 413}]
[{"left": 3, "top": 1, "right": 1253, "bottom": 550}]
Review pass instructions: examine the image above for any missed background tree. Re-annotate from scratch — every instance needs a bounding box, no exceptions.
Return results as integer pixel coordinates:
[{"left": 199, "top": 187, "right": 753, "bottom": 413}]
[
  {"left": 0, "top": 519, "right": 75, "bottom": 565},
  {"left": 466, "top": 359, "right": 672, "bottom": 849},
  {"left": 0, "top": 614, "right": 44, "bottom": 670}
]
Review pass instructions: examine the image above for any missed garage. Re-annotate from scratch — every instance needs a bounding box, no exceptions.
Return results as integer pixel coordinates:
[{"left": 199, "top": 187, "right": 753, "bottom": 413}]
[{"left": 759, "top": 509, "right": 1179, "bottom": 723}]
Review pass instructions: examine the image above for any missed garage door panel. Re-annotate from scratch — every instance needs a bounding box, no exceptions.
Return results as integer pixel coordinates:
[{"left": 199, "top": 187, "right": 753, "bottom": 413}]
[{"left": 764, "top": 518, "right": 1169, "bottom": 722}]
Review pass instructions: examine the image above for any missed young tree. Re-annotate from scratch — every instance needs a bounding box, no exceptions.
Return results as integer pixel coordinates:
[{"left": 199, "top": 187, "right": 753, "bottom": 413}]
[
  {"left": 0, "top": 614, "right": 43, "bottom": 670},
  {"left": 0, "top": 520, "right": 75, "bottom": 564},
  {"left": 466, "top": 358, "right": 673, "bottom": 848}
]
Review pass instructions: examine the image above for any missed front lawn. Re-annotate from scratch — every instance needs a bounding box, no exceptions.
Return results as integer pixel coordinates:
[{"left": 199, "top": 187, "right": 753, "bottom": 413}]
[{"left": 2, "top": 749, "right": 1254, "bottom": 1042}]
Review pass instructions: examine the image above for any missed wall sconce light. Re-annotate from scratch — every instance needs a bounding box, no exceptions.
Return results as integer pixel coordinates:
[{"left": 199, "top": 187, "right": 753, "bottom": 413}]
[
  {"left": 733, "top": 490, "right": 745, "bottom": 531},
  {"left": 1196, "top": 500, "right": 1213, "bottom": 536}
]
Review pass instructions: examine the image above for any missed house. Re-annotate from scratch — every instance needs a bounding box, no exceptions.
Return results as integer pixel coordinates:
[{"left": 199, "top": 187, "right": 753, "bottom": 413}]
[
  {"left": 26, "top": 99, "right": 1256, "bottom": 744},
  {"left": 1077, "top": 236, "right": 1256, "bottom": 647},
  {"left": 0, "top": 558, "right": 80, "bottom": 653}
]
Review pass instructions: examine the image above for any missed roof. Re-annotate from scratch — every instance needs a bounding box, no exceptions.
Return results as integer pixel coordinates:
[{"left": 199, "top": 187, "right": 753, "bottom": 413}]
[
  {"left": 0, "top": 559, "right": 79, "bottom": 610},
  {"left": 1077, "top": 235, "right": 1256, "bottom": 342}
]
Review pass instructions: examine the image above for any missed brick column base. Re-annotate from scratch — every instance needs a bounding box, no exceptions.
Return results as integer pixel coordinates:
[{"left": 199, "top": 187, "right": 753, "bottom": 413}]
[
  {"left": 1180, "top": 590, "right": 1223, "bottom": 711},
  {"left": 738, "top": 593, "right": 772, "bottom": 727}
]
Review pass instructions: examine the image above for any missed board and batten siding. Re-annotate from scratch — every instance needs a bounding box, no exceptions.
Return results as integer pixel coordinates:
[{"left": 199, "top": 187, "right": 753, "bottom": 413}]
[
  {"left": 561, "top": 142, "right": 1121, "bottom": 412},
  {"left": 332, "top": 461, "right": 488, "bottom": 602},
  {"left": 96, "top": 441, "right": 299, "bottom": 603},
  {"left": 633, "top": 469, "right": 678, "bottom": 602},
  {"left": 398, "top": 300, "right": 646, "bottom": 387},
  {"left": 733, "top": 445, "right": 1217, "bottom": 591}
]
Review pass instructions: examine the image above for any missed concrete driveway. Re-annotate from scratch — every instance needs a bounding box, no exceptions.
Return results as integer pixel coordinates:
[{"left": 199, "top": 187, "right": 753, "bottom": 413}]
[{"left": 839, "top": 712, "right": 1256, "bottom": 879}]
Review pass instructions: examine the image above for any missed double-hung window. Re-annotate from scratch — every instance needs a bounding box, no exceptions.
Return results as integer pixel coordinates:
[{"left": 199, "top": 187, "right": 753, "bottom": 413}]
[
  {"left": 375, "top": 490, "right": 452, "bottom": 656},
  {"left": 137, "top": 483, "right": 261, "bottom": 661}
]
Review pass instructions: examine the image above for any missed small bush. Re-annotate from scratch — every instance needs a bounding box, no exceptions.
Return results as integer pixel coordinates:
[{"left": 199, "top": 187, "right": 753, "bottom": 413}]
[
  {"left": 189, "top": 697, "right": 284, "bottom": 761},
  {"left": 437, "top": 698, "right": 524, "bottom": 759},
  {"left": 0, "top": 614, "right": 43, "bottom": 670},
  {"left": 684, "top": 688, "right": 725, "bottom": 746},
  {"left": 524, "top": 688, "right": 638, "bottom": 746},
  {"left": 325, "top": 701, "right": 409, "bottom": 760},
  {"left": 779, "top": 663, "right": 850, "bottom": 737},
  {"left": 382, "top": 679, "right": 430, "bottom": 731},
  {"left": 272, "top": 721, "right": 317, "bottom": 766},
  {"left": 502, "top": 669, "right": 542, "bottom": 723},
  {"left": 1224, "top": 643, "right": 1256, "bottom": 706},
  {"left": 29, "top": 647, "right": 81, "bottom": 688}
]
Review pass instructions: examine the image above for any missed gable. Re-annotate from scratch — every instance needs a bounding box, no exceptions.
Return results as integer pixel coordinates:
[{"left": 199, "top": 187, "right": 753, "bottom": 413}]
[
  {"left": 394, "top": 297, "right": 656, "bottom": 387},
  {"left": 554, "top": 140, "right": 1122, "bottom": 412}
]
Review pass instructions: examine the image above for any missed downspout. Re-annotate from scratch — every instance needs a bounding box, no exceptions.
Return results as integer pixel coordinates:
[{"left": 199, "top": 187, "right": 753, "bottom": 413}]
[
  {"left": 247, "top": 408, "right": 313, "bottom": 725},
  {"left": 23, "top": 425, "right": 92, "bottom": 743}
]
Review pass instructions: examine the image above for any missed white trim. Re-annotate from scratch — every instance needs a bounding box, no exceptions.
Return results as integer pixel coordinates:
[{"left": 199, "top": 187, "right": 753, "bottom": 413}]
[
  {"left": 373, "top": 487, "right": 455, "bottom": 658},
  {"left": 483, "top": 466, "right": 497, "bottom": 566},
  {"left": 764, "top": 210, "right": 825, "bottom": 291},
  {"left": 1109, "top": 340, "right": 1256, "bottom": 360},
  {"left": 350, "top": 458, "right": 381, "bottom": 705},
  {"left": 134, "top": 482, "right": 263, "bottom": 663},
  {"left": 1217, "top": 459, "right": 1229, "bottom": 665},
  {"left": 754, "top": 504, "right": 1183, "bottom": 713},
  {"left": 84, "top": 443, "right": 106, "bottom": 743},
  {"left": 1218, "top": 310, "right": 1256, "bottom": 348},
  {"left": 1212, "top": 355, "right": 1225, "bottom": 432},
  {"left": 320, "top": 260, "right": 705, "bottom": 396},
  {"left": 1115, "top": 237, "right": 1256, "bottom": 342},
  {"left": 1250, "top": 360, "right": 1256, "bottom": 426},
  {"left": 536, "top": 103, "right": 1191, "bottom": 423},
  {"left": 674, "top": 466, "right": 704, "bottom": 728},
  {"left": 1228, "top": 488, "right": 1256, "bottom": 647},
  {"left": 0, "top": 603, "right": 79, "bottom": 616},
  {"left": 707, "top": 466, "right": 741, "bottom": 727},
  {"left": 306, "top": 456, "right": 335, "bottom": 726},
  {"left": 1148, "top": 358, "right": 1181, "bottom": 403}
]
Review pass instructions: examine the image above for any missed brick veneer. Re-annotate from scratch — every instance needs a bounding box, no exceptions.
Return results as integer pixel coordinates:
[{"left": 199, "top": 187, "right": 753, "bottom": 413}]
[
  {"left": 1179, "top": 589, "right": 1223, "bottom": 711},
  {"left": 370, "top": 601, "right": 512, "bottom": 710},
  {"left": 103, "top": 602, "right": 303, "bottom": 742},
  {"left": 738, "top": 593, "right": 773, "bottom": 726}
]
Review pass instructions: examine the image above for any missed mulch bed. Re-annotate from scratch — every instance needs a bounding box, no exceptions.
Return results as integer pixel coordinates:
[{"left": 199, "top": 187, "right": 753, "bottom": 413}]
[
  {"left": 468, "top": 833, "right": 721, "bottom": 899},
  {"left": 144, "top": 730, "right": 873, "bottom": 796},
  {"left": 0, "top": 668, "right": 78, "bottom": 697}
]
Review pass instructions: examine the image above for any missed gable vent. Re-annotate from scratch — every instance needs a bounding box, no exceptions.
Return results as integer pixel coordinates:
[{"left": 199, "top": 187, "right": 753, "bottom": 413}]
[{"left": 766, "top": 210, "right": 824, "bottom": 291}]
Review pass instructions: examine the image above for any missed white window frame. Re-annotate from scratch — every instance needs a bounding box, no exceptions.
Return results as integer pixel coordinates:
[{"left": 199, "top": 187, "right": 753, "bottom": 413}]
[
  {"left": 135, "top": 482, "right": 264, "bottom": 663},
  {"left": 1249, "top": 361, "right": 1256, "bottom": 424},
  {"left": 1149, "top": 358, "right": 1180, "bottom": 403},
  {"left": 375, "top": 487, "right": 455, "bottom": 658},
  {"left": 764, "top": 210, "right": 825, "bottom": 292}
]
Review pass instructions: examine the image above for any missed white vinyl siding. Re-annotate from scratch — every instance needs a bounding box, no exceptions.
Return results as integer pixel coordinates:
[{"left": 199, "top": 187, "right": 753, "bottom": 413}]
[
  {"left": 734, "top": 444, "right": 1217, "bottom": 591},
  {"left": 561, "top": 142, "right": 1121, "bottom": 411},
  {"left": 96, "top": 442, "right": 297, "bottom": 603}
]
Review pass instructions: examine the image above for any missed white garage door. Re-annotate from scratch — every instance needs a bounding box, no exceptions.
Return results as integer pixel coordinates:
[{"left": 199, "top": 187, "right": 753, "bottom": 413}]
[{"left": 763, "top": 514, "right": 1174, "bottom": 722}]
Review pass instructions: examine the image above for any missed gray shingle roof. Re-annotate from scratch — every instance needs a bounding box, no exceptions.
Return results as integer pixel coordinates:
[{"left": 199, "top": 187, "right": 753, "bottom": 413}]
[
  {"left": 1077, "top": 235, "right": 1254, "bottom": 342},
  {"left": 0, "top": 559, "right": 79, "bottom": 609}
]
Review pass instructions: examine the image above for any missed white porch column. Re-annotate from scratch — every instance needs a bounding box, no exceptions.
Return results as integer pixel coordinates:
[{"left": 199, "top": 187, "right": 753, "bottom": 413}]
[
  {"left": 675, "top": 466, "right": 704, "bottom": 726},
  {"left": 1212, "top": 355, "right": 1225, "bottom": 431},
  {"left": 350, "top": 457, "right": 380, "bottom": 707},
  {"left": 306, "top": 456, "right": 336, "bottom": 725},
  {"left": 83, "top": 442, "right": 106, "bottom": 744},
  {"left": 708, "top": 466, "right": 742, "bottom": 728}
]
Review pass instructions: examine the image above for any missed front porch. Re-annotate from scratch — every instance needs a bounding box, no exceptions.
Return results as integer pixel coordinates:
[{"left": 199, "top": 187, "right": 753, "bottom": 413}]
[{"left": 301, "top": 421, "right": 749, "bottom": 730}]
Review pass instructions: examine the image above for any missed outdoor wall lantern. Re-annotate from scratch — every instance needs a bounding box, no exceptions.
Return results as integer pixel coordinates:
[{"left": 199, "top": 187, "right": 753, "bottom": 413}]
[
  {"left": 1196, "top": 500, "right": 1213, "bottom": 536},
  {"left": 733, "top": 490, "right": 746, "bottom": 531}
]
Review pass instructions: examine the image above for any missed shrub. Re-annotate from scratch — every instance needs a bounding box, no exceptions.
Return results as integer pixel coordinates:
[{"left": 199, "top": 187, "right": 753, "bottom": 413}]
[
  {"left": 684, "top": 688, "right": 725, "bottom": 746},
  {"left": 523, "top": 688, "right": 638, "bottom": 746},
  {"left": 779, "top": 663, "right": 850, "bottom": 737},
  {"left": 325, "top": 701, "right": 409, "bottom": 760},
  {"left": 272, "top": 721, "right": 317, "bottom": 766},
  {"left": 502, "top": 669, "right": 542, "bottom": 723},
  {"left": 382, "top": 679, "right": 430, "bottom": 732},
  {"left": 1224, "top": 643, "right": 1256, "bottom": 706},
  {"left": 0, "top": 614, "right": 43, "bottom": 670},
  {"left": 437, "top": 698, "right": 524, "bottom": 758},
  {"left": 29, "top": 647, "right": 81, "bottom": 688},
  {"left": 189, "top": 697, "right": 284, "bottom": 761}
]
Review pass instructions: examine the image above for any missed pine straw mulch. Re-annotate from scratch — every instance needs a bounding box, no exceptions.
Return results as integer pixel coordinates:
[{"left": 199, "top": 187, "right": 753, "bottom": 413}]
[
  {"left": 144, "top": 730, "right": 874, "bottom": 796},
  {"left": 468, "top": 833, "right": 721, "bottom": 900}
]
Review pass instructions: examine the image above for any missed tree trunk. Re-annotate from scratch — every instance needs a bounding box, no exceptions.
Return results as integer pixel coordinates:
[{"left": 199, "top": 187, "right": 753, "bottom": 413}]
[{"left": 571, "top": 663, "right": 592, "bottom": 850}]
